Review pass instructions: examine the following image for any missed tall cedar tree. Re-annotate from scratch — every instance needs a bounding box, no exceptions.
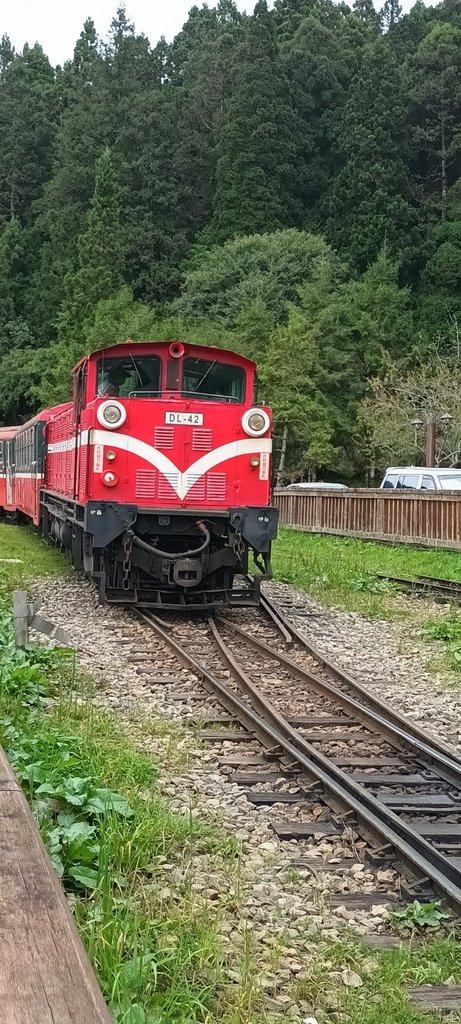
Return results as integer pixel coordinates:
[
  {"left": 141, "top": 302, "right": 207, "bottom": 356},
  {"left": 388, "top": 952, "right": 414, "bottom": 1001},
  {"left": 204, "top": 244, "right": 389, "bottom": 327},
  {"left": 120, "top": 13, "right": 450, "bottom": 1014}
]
[
  {"left": 323, "top": 36, "right": 416, "bottom": 273},
  {"left": 210, "top": 0, "right": 299, "bottom": 243},
  {"left": 30, "top": 20, "right": 109, "bottom": 337},
  {"left": 58, "top": 147, "right": 123, "bottom": 347},
  {"left": 282, "top": 3, "right": 373, "bottom": 218},
  {"left": 0, "top": 43, "right": 55, "bottom": 225}
]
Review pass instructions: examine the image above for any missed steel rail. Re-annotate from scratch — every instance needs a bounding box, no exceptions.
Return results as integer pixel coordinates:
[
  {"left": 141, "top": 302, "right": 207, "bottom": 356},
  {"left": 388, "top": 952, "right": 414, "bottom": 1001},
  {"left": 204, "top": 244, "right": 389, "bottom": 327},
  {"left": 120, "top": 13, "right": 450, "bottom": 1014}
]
[
  {"left": 375, "top": 573, "right": 461, "bottom": 600},
  {"left": 255, "top": 589, "right": 461, "bottom": 771},
  {"left": 217, "top": 614, "right": 461, "bottom": 787},
  {"left": 136, "top": 606, "right": 461, "bottom": 915}
]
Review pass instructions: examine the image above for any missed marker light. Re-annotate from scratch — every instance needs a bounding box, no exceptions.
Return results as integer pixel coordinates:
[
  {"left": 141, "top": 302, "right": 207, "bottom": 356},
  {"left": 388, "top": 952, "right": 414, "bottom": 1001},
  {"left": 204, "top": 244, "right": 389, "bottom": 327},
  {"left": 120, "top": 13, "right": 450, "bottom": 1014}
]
[
  {"left": 101, "top": 471, "right": 118, "bottom": 487},
  {"left": 97, "top": 400, "right": 127, "bottom": 429},
  {"left": 106, "top": 450, "right": 116, "bottom": 461},
  {"left": 242, "top": 408, "right": 270, "bottom": 437},
  {"left": 250, "top": 457, "right": 260, "bottom": 468}
]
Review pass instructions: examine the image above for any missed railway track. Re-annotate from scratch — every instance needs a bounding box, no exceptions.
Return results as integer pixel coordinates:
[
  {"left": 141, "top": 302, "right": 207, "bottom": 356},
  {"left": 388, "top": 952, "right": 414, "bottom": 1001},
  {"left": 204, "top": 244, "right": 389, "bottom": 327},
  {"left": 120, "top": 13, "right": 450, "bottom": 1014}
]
[
  {"left": 135, "top": 592, "right": 461, "bottom": 918},
  {"left": 376, "top": 573, "right": 461, "bottom": 601}
]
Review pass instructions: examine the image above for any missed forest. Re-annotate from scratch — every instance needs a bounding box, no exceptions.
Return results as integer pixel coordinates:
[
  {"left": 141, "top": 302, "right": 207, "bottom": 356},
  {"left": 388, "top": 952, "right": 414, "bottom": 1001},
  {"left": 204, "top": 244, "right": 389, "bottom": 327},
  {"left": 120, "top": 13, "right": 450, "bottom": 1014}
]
[{"left": 0, "top": 0, "right": 460, "bottom": 481}]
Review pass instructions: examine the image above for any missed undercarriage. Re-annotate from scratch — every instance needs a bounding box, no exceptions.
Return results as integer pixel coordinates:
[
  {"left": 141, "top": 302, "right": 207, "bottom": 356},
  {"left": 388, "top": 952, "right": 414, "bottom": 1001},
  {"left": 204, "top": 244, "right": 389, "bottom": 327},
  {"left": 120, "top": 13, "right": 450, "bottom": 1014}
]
[{"left": 41, "top": 494, "right": 278, "bottom": 610}]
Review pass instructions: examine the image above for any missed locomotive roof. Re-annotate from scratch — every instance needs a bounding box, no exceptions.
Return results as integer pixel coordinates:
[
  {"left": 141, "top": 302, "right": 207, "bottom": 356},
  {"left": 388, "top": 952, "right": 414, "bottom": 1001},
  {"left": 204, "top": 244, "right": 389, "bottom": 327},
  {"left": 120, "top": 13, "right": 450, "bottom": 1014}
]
[{"left": 72, "top": 340, "right": 256, "bottom": 373}]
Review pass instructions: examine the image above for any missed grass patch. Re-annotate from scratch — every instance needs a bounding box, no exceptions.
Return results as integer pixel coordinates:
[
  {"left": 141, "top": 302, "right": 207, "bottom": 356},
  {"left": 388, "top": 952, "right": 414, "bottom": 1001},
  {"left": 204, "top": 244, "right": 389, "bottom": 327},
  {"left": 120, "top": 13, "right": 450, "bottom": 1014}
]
[
  {"left": 0, "top": 607, "right": 271, "bottom": 1024},
  {"left": 0, "top": 522, "right": 67, "bottom": 593},
  {"left": 297, "top": 932, "right": 461, "bottom": 1023},
  {"left": 272, "top": 530, "right": 461, "bottom": 618}
]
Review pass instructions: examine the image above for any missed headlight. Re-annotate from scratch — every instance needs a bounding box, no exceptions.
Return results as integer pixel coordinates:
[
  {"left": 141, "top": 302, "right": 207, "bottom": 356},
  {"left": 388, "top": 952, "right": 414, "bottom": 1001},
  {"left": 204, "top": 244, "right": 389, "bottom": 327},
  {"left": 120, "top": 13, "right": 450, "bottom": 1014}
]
[
  {"left": 97, "top": 400, "right": 126, "bottom": 429},
  {"left": 242, "top": 408, "right": 270, "bottom": 437}
]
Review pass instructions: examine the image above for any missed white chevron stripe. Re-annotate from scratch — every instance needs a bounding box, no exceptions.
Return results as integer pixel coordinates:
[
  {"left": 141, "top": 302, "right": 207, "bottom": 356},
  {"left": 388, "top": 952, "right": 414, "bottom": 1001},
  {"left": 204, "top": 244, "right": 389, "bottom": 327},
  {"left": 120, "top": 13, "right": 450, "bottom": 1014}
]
[{"left": 90, "top": 430, "right": 272, "bottom": 500}]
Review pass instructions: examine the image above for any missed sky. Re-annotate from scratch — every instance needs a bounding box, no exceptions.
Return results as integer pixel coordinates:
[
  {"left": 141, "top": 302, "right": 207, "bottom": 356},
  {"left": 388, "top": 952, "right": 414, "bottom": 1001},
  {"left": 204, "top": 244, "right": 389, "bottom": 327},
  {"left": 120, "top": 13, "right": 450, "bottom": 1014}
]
[{"left": 2, "top": 0, "right": 432, "bottom": 66}]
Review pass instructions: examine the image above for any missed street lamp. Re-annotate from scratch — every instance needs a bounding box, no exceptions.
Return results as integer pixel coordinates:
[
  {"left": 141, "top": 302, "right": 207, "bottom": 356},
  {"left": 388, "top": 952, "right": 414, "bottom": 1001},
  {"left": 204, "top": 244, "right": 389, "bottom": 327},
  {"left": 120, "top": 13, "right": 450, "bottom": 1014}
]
[{"left": 411, "top": 412, "right": 453, "bottom": 466}]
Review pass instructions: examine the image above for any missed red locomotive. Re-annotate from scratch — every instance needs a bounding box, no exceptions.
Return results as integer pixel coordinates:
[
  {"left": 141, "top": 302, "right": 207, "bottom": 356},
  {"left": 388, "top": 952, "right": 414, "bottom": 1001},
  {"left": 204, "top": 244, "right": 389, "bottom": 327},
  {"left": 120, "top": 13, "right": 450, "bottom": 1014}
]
[{"left": 0, "top": 340, "right": 278, "bottom": 608}]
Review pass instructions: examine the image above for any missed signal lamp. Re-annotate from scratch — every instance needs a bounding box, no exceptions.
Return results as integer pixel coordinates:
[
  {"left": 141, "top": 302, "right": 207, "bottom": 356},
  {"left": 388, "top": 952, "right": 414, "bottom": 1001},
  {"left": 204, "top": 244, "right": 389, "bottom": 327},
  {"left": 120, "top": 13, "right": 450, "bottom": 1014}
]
[
  {"left": 250, "top": 457, "right": 260, "bottom": 468},
  {"left": 106, "top": 450, "right": 116, "bottom": 461}
]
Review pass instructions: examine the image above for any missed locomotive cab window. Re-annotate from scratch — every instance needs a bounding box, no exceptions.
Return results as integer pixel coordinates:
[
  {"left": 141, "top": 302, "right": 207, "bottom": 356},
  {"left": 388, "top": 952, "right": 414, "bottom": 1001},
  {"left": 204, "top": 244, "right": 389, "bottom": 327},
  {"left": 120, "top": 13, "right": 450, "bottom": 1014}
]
[
  {"left": 96, "top": 355, "right": 161, "bottom": 398},
  {"left": 182, "top": 358, "right": 245, "bottom": 403}
]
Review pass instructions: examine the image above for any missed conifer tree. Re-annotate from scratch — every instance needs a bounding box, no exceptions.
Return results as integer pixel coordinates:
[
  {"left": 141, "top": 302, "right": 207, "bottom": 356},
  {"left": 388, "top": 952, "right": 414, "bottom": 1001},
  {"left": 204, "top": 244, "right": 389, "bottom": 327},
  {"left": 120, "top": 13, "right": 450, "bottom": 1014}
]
[
  {"left": 58, "top": 148, "right": 123, "bottom": 345},
  {"left": 380, "top": 0, "right": 403, "bottom": 30},
  {"left": 0, "top": 219, "right": 23, "bottom": 330},
  {"left": 322, "top": 36, "right": 416, "bottom": 272},
  {"left": 210, "top": 0, "right": 299, "bottom": 243}
]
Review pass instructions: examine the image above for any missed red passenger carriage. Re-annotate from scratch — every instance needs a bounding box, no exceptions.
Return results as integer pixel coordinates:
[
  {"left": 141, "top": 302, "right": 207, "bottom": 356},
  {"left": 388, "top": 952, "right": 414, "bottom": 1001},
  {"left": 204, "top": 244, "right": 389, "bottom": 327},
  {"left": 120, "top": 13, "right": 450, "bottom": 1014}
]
[{"left": 0, "top": 341, "right": 278, "bottom": 609}]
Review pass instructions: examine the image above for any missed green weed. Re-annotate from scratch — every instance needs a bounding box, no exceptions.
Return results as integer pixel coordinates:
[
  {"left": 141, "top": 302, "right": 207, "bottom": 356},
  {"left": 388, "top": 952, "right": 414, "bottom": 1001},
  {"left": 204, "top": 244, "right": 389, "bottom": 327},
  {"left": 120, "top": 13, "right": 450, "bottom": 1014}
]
[
  {"left": 272, "top": 530, "right": 461, "bottom": 620},
  {"left": 388, "top": 900, "right": 452, "bottom": 934}
]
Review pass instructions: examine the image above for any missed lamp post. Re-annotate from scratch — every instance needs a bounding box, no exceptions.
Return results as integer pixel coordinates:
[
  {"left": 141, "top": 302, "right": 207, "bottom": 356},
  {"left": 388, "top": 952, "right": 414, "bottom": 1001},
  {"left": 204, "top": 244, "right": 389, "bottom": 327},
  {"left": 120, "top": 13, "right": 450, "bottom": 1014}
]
[{"left": 411, "top": 412, "right": 453, "bottom": 466}]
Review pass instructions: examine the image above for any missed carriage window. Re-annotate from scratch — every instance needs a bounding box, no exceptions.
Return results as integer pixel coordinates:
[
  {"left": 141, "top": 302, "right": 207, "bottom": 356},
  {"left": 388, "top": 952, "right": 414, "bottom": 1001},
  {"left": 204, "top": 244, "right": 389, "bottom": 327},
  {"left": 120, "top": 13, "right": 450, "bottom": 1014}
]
[
  {"left": 96, "top": 355, "right": 161, "bottom": 398},
  {"left": 182, "top": 358, "right": 245, "bottom": 403},
  {"left": 421, "top": 475, "right": 436, "bottom": 490}
]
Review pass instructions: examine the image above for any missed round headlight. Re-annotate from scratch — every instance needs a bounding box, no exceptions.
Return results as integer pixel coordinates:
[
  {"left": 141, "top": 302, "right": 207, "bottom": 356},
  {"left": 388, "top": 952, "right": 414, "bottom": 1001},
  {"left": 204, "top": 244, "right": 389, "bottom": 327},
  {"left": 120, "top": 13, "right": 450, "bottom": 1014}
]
[
  {"left": 242, "top": 408, "right": 270, "bottom": 437},
  {"left": 97, "top": 400, "right": 126, "bottom": 429}
]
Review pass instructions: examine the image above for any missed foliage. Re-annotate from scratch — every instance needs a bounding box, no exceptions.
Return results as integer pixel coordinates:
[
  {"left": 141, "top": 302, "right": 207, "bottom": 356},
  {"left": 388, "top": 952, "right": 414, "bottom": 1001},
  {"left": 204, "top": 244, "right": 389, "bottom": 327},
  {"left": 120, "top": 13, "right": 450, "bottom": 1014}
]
[
  {"left": 175, "top": 228, "right": 335, "bottom": 333},
  {"left": 1, "top": 2, "right": 461, "bottom": 478},
  {"left": 360, "top": 360, "right": 461, "bottom": 470},
  {"left": 389, "top": 900, "right": 451, "bottom": 932}
]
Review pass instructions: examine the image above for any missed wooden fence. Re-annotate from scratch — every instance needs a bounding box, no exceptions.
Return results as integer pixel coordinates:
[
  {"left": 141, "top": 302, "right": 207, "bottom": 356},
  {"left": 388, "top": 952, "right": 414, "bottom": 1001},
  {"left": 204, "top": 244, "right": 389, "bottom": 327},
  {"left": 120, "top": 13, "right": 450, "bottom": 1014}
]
[{"left": 273, "top": 488, "right": 461, "bottom": 550}]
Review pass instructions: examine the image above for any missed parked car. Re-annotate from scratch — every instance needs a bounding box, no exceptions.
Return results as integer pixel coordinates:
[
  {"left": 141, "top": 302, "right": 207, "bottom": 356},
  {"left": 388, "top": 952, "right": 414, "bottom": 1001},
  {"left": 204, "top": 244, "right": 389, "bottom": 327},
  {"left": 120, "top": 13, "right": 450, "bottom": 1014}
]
[
  {"left": 285, "top": 481, "right": 348, "bottom": 490},
  {"left": 381, "top": 467, "right": 461, "bottom": 491}
]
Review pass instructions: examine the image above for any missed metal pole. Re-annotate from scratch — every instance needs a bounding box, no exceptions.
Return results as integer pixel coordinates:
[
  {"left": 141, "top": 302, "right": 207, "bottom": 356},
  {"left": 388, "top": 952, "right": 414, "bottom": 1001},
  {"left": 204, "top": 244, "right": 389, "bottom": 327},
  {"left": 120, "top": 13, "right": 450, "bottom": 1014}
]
[
  {"left": 13, "top": 590, "right": 28, "bottom": 648},
  {"left": 425, "top": 417, "right": 436, "bottom": 467}
]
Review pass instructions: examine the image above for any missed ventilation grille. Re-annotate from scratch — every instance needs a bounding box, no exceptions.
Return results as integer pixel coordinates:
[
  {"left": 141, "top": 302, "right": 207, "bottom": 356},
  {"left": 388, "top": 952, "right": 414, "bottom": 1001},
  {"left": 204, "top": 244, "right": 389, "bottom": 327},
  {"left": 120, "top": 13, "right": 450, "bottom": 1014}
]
[
  {"left": 136, "top": 469, "right": 157, "bottom": 500},
  {"left": 158, "top": 472, "right": 180, "bottom": 499},
  {"left": 154, "top": 426, "right": 175, "bottom": 449},
  {"left": 187, "top": 475, "right": 206, "bottom": 502},
  {"left": 206, "top": 473, "right": 227, "bottom": 501},
  {"left": 78, "top": 447, "right": 88, "bottom": 492},
  {"left": 192, "top": 428, "right": 213, "bottom": 452}
]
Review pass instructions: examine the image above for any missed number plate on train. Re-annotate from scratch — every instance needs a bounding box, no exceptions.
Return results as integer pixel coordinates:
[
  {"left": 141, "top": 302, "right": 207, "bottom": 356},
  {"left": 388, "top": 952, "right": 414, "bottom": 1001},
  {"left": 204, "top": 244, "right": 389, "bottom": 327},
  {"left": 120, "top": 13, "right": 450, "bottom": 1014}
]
[{"left": 165, "top": 412, "right": 204, "bottom": 425}]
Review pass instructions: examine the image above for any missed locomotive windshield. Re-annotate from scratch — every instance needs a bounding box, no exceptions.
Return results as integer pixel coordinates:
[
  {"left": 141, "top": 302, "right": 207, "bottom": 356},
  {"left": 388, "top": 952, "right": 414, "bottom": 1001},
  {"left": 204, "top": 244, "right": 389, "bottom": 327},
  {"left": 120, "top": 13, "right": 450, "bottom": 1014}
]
[
  {"left": 97, "top": 355, "right": 161, "bottom": 398},
  {"left": 182, "top": 358, "right": 245, "bottom": 403}
]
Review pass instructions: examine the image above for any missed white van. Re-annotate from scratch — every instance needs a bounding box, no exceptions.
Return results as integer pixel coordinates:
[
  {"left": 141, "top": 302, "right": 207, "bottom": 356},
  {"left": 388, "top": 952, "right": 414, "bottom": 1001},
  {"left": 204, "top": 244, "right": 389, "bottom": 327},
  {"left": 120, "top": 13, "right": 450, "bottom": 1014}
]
[{"left": 381, "top": 467, "right": 461, "bottom": 491}]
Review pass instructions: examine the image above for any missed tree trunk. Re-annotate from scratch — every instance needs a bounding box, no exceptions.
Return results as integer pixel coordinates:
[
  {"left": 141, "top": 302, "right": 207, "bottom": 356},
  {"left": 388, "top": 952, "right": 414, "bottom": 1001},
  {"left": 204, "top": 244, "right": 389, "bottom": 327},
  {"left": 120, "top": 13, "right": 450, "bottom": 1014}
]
[
  {"left": 441, "top": 107, "right": 447, "bottom": 222},
  {"left": 275, "top": 422, "right": 288, "bottom": 488}
]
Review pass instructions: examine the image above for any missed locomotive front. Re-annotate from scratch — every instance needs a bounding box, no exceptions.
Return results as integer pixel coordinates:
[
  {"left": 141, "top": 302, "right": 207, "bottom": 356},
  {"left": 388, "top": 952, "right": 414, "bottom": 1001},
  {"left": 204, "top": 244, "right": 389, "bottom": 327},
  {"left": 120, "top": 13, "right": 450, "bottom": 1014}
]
[{"left": 47, "top": 340, "right": 278, "bottom": 608}]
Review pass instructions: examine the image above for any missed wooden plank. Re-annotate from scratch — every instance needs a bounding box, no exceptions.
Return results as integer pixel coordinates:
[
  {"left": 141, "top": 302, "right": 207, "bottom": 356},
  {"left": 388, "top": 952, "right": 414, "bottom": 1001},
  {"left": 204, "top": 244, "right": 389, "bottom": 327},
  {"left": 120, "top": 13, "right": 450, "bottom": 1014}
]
[
  {"left": 333, "top": 757, "right": 407, "bottom": 767},
  {"left": 284, "top": 716, "right": 360, "bottom": 727},
  {"left": 413, "top": 823, "right": 461, "bottom": 838},
  {"left": 272, "top": 821, "right": 340, "bottom": 838},
  {"left": 329, "top": 892, "right": 398, "bottom": 908},
  {"left": 218, "top": 755, "right": 277, "bottom": 767},
  {"left": 244, "top": 791, "right": 311, "bottom": 805},
  {"left": 351, "top": 773, "right": 430, "bottom": 786},
  {"left": 0, "top": 745, "right": 112, "bottom": 1023},
  {"left": 379, "top": 794, "right": 454, "bottom": 808},
  {"left": 296, "top": 730, "right": 371, "bottom": 743},
  {"left": 407, "top": 985, "right": 461, "bottom": 1013},
  {"left": 230, "top": 772, "right": 301, "bottom": 784},
  {"left": 199, "top": 730, "right": 253, "bottom": 742}
]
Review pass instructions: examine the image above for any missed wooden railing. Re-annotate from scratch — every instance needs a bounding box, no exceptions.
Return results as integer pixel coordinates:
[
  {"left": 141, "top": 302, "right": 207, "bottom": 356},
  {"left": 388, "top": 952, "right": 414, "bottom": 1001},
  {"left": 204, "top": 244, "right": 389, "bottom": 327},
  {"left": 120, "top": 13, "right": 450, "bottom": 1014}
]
[{"left": 273, "top": 488, "right": 461, "bottom": 550}]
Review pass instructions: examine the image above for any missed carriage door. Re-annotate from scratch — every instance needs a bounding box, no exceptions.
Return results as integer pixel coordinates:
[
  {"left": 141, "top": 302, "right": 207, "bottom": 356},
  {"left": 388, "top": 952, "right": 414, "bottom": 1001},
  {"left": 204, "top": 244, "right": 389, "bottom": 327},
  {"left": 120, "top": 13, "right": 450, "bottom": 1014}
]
[{"left": 5, "top": 441, "right": 13, "bottom": 506}]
